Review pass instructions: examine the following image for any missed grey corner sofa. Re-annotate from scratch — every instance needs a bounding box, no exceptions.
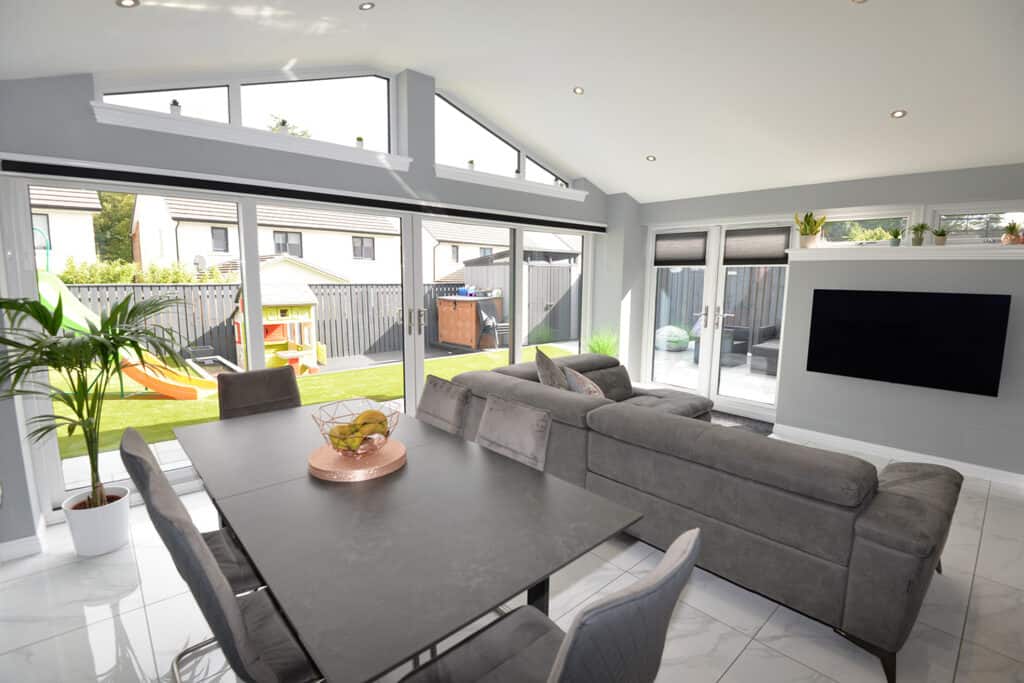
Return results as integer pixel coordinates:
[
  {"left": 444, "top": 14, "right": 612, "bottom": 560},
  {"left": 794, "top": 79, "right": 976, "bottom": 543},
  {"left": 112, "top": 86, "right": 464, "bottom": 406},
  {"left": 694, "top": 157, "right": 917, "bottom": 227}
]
[
  {"left": 453, "top": 354, "right": 962, "bottom": 682},
  {"left": 452, "top": 353, "right": 714, "bottom": 486}
]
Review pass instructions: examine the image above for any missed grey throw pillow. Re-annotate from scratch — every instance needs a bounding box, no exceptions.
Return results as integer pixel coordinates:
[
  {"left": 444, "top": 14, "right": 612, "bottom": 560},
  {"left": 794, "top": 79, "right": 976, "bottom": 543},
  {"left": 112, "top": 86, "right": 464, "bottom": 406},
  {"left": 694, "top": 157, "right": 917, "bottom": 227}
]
[
  {"left": 416, "top": 375, "right": 470, "bottom": 435},
  {"left": 477, "top": 395, "right": 552, "bottom": 471},
  {"left": 535, "top": 349, "right": 568, "bottom": 390},
  {"left": 564, "top": 367, "right": 605, "bottom": 398}
]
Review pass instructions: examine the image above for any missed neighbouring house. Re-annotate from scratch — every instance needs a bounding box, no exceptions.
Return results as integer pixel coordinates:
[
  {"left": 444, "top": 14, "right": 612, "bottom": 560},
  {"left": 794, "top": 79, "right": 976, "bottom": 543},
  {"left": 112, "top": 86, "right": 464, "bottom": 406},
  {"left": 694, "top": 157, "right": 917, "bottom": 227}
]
[
  {"left": 214, "top": 254, "right": 349, "bottom": 285},
  {"left": 421, "top": 221, "right": 510, "bottom": 283},
  {"left": 28, "top": 186, "right": 101, "bottom": 273},
  {"left": 131, "top": 195, "right": 401, "bottom": 283}
]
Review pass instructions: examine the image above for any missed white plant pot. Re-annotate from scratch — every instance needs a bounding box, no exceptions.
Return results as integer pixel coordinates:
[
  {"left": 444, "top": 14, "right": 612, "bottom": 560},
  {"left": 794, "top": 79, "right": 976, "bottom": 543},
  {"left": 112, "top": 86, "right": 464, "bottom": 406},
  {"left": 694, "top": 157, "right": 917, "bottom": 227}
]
[
  {"left": 798, "top": 233, "right": 819, "bottom": 248},
  {"left": 934, "top": 235, "right": 947, "bottom": 246},
  {"left": 62, "top": 484, "right": 131, "bottom": 557}
]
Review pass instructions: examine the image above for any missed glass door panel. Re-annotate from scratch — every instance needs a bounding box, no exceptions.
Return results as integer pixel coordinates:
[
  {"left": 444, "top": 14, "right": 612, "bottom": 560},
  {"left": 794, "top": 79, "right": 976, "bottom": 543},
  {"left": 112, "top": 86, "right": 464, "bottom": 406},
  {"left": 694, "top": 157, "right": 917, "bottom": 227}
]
[
  {"left": 520, "top": 230, "right": 583, "bottom": 360},
  {"left": 419, "top": 220, "right": 513, "bottom": 384},
  {"left": 651, "top": 266, "right": 706, "bottom": 391},
  {"left": 714, "top": 264, "right": 787, "bottom": 405},
  {"left": 254, "top": 203, "right": 407, "bottom": 412}
]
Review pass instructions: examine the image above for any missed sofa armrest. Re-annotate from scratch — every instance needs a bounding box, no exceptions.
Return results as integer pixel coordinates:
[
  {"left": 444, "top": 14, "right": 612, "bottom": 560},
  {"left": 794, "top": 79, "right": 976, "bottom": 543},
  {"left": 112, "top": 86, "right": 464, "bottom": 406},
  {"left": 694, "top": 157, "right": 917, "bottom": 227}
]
[{"left": 842, "top": 462, "right": 962, "bottom": 653}]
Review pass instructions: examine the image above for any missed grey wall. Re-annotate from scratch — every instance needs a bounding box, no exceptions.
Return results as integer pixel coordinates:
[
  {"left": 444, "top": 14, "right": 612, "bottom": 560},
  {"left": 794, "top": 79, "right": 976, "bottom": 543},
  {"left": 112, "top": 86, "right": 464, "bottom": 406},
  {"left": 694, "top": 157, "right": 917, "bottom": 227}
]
[
  {"left": 776, "top": 260, "right": 1024, "bottom": 475},
  {"left": 642, "top": 163, "right": 1024, "bottom": 225},
  {"left": 0, "top": 72, "right": 608, "bottom": 226}
]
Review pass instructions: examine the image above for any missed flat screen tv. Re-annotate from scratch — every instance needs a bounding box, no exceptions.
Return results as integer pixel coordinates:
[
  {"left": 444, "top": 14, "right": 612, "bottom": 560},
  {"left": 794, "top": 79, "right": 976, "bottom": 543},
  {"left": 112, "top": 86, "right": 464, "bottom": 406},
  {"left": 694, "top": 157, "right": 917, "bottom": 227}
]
[{"left": 807, "top": 289, "right": 1011, "bottom": 397}]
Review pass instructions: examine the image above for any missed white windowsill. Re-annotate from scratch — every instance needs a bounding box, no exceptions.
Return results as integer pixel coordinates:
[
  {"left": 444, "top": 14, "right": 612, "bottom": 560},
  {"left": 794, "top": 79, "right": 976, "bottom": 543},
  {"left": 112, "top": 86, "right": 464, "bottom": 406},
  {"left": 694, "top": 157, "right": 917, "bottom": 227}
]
[
  {"left": 786, "top": 244, "right": 1024, "bottom": 261},
  {"left": 434, "top": 164, "right": 588, "bottom": 202},
  {"left": 91, "top": 101, "right": 413, "bottom": 172}
]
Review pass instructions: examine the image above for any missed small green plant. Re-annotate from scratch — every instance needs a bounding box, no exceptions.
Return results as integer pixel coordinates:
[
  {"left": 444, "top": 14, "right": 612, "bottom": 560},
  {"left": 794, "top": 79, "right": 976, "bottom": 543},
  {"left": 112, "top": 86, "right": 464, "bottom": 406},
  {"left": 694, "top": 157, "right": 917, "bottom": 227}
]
[
  {"left": 586, "top": 330, "right": 619, "bottom": 357},
  {"left": 887, "top": 227, "right": 904, "bottom": 240},
  {"left": 931, "top": 226, "right": 949, "bottom": 237},
  {"left": 910, "top": 223, "right": 930, "bottom": 237},
  {"left": 794, "top": 211, "right": 827, "bottom": 236},
  {"left": 1004, "top": 221, "right": 1021, "bottom": 236}
]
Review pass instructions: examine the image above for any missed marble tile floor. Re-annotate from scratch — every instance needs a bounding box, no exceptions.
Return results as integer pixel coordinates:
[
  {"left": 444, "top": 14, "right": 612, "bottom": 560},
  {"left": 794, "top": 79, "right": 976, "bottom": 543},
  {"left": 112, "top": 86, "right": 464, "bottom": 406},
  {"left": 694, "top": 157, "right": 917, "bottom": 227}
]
[{"left": 3, "top": 461, "right": 1023, "bottom": 681}]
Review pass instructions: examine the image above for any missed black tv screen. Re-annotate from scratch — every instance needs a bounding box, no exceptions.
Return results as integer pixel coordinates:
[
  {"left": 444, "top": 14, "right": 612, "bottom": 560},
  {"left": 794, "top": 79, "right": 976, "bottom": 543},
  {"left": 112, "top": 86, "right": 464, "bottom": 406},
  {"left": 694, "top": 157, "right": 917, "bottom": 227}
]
[{"left": 807, "top": 289, "right": 1011, "bottom": 397}]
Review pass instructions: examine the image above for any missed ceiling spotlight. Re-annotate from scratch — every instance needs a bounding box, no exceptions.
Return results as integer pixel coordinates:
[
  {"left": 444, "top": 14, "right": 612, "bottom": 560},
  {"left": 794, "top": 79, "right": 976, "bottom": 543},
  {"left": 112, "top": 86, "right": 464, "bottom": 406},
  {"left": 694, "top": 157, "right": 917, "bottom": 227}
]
[
  {"left": 115, "top": 0, "right": 139, "bottom": 7},
  {"left": 358, "top": 2, "right": 375, "bottom": 9},
  {"left": 851, "top": 0, "right": 868, "bottom": 4},
  {"left": 890, "top": 109, "right": 908, "bottom": 119},
  {"left": 645, "top": 154, "right": 657, "bottom": 162},
  {"left": 572, "top": 86, "right": 585, "bottom": 95}
]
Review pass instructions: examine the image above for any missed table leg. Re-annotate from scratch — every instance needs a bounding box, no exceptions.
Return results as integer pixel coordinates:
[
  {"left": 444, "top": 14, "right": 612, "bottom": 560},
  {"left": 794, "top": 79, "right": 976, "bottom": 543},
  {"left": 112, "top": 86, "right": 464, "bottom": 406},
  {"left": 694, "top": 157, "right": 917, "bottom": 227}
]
[{"left": 527, "top": 578, "right": 550, "bottom": 615}]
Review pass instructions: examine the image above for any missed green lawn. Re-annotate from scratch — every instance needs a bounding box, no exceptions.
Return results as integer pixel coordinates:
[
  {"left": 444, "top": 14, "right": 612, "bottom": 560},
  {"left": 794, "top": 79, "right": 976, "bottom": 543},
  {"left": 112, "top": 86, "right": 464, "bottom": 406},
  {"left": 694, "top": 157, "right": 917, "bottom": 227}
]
[{"left": 54, "top": 345, "right": 571, "bottom": 458}]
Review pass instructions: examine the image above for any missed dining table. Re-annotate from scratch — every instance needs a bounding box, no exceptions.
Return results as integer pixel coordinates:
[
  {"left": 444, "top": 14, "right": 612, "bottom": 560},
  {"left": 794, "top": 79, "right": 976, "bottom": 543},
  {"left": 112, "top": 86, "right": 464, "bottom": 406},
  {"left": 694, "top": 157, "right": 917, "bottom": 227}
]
[{"left": 175, "top": 403, "right": 641, "bottom": 683}]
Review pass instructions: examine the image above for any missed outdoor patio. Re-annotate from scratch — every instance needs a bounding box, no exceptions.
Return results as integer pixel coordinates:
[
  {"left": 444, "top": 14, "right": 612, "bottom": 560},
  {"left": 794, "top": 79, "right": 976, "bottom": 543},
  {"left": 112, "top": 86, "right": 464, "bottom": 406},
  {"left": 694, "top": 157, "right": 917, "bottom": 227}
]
[{"left": 652, "top": 346, "right": 778, "bottom": 405}]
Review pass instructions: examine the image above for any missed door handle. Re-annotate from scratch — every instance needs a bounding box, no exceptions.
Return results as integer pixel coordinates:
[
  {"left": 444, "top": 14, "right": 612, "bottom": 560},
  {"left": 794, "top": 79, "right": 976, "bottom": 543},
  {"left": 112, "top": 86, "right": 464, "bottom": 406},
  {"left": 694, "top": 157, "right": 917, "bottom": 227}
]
[
  {"left": 407, "top": 307, "right": 414, "bottom": 336},
  {"left": 417, "top": 308, "right": 426, "bottom": 335},
  {"left": 693, "top": 305, "right": 709, "bottom": 327}
]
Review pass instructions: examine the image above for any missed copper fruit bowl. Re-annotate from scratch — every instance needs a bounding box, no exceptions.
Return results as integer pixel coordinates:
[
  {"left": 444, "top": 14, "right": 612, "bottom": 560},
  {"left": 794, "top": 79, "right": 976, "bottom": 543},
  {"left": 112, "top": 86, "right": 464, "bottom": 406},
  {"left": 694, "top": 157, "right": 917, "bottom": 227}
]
[{"left": 312, "top": 399, "right": 400, "bottom": 460}]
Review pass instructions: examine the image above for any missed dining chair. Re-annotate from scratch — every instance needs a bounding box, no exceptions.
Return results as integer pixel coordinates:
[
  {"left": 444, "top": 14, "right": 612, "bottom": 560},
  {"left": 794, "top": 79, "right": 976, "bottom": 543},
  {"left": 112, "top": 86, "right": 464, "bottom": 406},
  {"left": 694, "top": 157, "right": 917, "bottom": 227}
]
[
  {"left": 401, "top": 529, "right": 701, "bottom": 683},
  {"left": 120, "top": 429, "right": 261, "bottom": 596},
  {"left": 218, "top": 366, "right": 302, "bottom": 420},
  {"left": 476, "top": 394, "right": 552, "bottom": 471},
  {"left": 120, "top": 429, "right": 320, "bottom": 683},
  {"left": 416, "top": 375, "right": 471, "bottom": 435}
]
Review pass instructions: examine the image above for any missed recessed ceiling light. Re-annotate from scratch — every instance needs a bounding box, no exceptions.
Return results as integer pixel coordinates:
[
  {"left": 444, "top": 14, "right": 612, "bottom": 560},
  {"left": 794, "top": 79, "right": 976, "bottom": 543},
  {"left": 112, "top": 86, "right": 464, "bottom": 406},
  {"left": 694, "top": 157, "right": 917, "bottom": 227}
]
[
  {"left": 645, "top": 154, "right": 657, "bottom": 162},
  {"left": 572, "top": 86, "right": 585, "bottom": 95},
  {"left": 890, "top": 109, "right": 908, "bottom": 119},
  {"left": 115, "top": 0, "right": 139, "bottom": 7},
  {"left": 851, "top": 0, "right": 868, "bottom": 4},
  {"left": 358, "top": 2, "right": 375, "bottom": 9}
]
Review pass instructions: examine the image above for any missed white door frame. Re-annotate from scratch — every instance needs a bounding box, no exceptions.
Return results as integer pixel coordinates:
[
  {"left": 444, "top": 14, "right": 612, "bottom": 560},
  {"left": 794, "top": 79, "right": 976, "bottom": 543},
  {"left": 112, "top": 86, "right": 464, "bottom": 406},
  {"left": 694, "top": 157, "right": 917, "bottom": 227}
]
[{"left": 642, "top": 216, "right": 793, "bottom": 423}]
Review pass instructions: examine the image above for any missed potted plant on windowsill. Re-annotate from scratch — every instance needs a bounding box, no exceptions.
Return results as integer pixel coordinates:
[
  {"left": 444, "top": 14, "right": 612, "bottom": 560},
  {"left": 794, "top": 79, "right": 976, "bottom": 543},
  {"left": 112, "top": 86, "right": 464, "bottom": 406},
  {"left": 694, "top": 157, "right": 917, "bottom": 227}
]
[
  {"left": 932, "top": 226, "right": 949, "bottom": 246},
  {"left": 1002, "top": 221, "right": 1021, "bottom": 245},
  {"left": 0, "top": 293, "right": 183, "bottom": 556},
  {"left": 886, "top": 227, "right": 903, "bottom": 246},
  {"left": 910, "top": 222, "right": 930, "bottom": 246},
  {"left": 795, "top": 211, "right": 827, "bottom": 248}
]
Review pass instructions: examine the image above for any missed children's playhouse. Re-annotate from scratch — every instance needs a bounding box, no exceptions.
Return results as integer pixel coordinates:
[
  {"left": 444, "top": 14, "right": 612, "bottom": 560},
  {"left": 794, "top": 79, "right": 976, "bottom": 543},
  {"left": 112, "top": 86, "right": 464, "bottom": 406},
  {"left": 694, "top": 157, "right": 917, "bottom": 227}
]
[{"left": 234, "top": 283, "right": 326, "bottom": 374}]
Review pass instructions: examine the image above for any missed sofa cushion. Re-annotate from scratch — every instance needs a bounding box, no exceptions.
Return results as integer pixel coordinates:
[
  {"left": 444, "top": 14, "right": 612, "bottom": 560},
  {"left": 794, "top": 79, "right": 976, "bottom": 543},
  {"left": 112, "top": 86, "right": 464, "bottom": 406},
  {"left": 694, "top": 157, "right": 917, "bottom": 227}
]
[
  {"left": 564, "top": 367, "right": 605, "bottom": 398},
  {"left": 494, "top": 354, "right": 620, "bottom": 383},
  {"left": 535, "top": 349, "right": 568, "bottom": 390},
  {"left": 854, "top": 462, "right": 963, "bottom": 557},
  {"left": 586, "top": 403, "right": 877, "bottom": 508},
  {"left": 622, "top": 388, "right": 713, "bottom": 418},
  {"left": 454, "top": 370, "right": 611, "bottom": 428},
  {"left": 582, "top": 365, "right": 633, "bottom": 402}
]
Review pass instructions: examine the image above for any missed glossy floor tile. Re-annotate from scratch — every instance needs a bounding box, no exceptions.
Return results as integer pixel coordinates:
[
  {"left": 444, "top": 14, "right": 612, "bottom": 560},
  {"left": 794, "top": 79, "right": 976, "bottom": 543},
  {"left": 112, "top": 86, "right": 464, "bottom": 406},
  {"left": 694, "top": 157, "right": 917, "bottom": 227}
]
[{"left": 4, "top": 461, "right": 1024, "bottom": 682}]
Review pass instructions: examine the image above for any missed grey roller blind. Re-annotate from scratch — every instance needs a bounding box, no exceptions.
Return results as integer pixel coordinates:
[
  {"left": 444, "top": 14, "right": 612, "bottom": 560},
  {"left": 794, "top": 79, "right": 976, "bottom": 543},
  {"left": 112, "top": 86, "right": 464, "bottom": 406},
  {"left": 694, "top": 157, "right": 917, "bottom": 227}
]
[
  {"left": 723, "top": 227, "right": 791, "bottom": 265},
  {"left": 654, "top": 232, "right": 707, "bottom": 266}
]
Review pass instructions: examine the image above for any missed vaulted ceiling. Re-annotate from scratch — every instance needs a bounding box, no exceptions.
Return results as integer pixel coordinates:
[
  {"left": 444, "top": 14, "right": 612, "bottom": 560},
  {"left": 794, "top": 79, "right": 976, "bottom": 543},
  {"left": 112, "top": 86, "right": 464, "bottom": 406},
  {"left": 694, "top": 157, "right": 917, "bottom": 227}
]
[{"left": 2, "top": 0, "right": 1021, "bottom": 202}]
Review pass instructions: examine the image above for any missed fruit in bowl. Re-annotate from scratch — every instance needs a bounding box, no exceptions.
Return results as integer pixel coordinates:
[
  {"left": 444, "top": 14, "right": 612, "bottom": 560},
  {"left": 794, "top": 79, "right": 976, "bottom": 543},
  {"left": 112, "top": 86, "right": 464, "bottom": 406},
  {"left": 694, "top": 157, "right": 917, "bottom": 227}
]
[{"left": 314, "top": 401, "right": 398, "bottom": 457}]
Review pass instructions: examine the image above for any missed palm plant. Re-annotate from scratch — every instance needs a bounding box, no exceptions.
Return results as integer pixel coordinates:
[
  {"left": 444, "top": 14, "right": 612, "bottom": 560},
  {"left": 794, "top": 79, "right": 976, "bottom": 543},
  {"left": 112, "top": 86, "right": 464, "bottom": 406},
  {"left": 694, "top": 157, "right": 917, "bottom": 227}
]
[{"left": 0, "top": 293, "right": 183, "bottom": 508}]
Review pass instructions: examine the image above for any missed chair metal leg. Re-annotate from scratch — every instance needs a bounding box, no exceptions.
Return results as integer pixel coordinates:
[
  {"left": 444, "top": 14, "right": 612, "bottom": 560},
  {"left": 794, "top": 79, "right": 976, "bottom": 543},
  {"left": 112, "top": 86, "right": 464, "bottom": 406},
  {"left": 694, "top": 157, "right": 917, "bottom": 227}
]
[
  {"left": 833, "top": 628, "right": 896, "bottom": 683},
  {"left": 936, "top": 559, "right": 943, "bottom": 575},
  {"left": 171, "top": 637, "right": 219, "bottom": 683}
]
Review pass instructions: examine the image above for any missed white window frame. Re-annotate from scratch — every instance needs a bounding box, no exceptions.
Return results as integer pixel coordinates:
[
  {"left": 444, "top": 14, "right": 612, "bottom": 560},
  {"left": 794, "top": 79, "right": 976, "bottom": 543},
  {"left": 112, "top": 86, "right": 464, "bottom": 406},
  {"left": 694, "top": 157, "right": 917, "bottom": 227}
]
[
  {"left": 352, "top": 235, "right": 376, "bottom": 260},
  {"left": 210, "top": 225, "right": 230, "bottom": 253},
  {"left": 433, "top": 91, "right": 587, "bottom": 202},
  {"left": 92, "top": 67, "right": 411, "bottom": 171},
  {"left": 927, "top": 200, "right": 1024, "bottom": 245},
  {"left": 815, "top": 204, "right": 920, "bottom": 247}
]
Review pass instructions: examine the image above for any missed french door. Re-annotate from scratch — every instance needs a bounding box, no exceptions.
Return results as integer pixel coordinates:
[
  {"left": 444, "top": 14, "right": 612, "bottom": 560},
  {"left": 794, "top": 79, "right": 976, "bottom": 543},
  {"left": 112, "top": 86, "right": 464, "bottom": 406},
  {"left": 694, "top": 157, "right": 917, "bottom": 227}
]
[{"left": 647, "top": 224, "right": 791, "bottom": 421}]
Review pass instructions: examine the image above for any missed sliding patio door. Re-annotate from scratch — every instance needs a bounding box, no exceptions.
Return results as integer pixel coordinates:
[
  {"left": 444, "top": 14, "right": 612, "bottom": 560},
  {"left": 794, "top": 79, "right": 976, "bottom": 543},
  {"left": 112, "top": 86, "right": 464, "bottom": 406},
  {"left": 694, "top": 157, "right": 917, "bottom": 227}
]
[{"left": 648, "top": 224, "right": 791, "bottom": 420}]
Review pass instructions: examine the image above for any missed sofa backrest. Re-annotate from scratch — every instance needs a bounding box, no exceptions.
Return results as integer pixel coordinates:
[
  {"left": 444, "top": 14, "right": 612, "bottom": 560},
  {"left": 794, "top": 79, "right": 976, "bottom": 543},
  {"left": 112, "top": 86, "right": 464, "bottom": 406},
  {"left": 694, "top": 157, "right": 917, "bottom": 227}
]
[
  {"left": 494, "top": 353, "right": 620, "bottom": 383},
  {"left": 453, "top": 368, "right": 612, "bottom": 428}
]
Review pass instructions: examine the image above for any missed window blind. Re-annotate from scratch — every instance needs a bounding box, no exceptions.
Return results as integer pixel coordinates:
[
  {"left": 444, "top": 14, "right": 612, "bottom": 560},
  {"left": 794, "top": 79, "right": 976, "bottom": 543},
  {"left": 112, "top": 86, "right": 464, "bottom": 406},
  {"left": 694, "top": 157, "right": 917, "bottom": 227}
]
[
  {"left": 723, "top": 227, "right": 790, "bottom": 265},
  {"left": 654, "top": 232, "right": 707, "bottom": 266}
]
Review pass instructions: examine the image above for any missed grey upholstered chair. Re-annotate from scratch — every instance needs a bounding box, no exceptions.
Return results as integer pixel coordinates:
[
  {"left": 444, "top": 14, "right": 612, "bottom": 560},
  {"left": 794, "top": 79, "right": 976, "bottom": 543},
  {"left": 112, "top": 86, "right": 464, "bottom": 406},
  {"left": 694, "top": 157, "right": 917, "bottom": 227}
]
[
  {"left": 218, "top": 366, "right": 301, "bottom": 420},
  {"left": 120, "top": 429, "right": 319, "bottom": 683},
  {"left": 119, "top": 429, "right": 261, "bottom": 596},
  {"left": 476, "top": 395, "right": 552, "bottom": 471},
  {"left": 416, "top": 375, "right": 471, "bottom": 435},
  {"left": 402, "top": 529, "right": 701, "bottom": 683}
]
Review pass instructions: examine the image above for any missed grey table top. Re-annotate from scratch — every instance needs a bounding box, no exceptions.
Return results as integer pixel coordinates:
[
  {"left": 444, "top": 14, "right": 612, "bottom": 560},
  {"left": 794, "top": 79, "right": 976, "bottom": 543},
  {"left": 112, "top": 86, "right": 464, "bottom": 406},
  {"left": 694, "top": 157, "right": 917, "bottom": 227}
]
[{"left": 176, "top": 408, "right": 640, "bottom": 683}]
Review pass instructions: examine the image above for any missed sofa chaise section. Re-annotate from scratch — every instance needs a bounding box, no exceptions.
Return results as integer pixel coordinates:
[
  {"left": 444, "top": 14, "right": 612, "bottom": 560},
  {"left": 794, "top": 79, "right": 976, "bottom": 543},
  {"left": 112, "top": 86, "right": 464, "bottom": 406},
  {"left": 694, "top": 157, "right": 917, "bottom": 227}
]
[{"left": 584, "top": 402, "right": 961, "bottom": 680}]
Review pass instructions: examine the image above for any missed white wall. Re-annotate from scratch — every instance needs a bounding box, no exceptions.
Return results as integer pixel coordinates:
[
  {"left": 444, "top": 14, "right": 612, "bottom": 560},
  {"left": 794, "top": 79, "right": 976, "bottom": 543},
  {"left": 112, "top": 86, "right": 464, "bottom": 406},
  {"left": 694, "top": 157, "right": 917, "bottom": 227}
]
[
  {"left": 33, "top": 209, "right": 96, "bottom": 272},
  {"left": 429, "top": 241, "right": 497, "bottom": 283},
  {"left": 177, "top": 221, "right": 240, "bottom": 271},
  {"left": 256, "top": 227, "right": 401, "bottom": 284},
  {"left": 133, "top": 194, "right": 178, "bottom": 269}
]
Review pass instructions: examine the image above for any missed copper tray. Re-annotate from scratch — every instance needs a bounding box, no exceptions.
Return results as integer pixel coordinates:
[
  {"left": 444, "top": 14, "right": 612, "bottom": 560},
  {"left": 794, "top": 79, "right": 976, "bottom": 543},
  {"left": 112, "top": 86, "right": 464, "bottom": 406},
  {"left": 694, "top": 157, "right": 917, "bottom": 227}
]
[{"left": 308, "top": 439, "right": 407, "bottom": 482}]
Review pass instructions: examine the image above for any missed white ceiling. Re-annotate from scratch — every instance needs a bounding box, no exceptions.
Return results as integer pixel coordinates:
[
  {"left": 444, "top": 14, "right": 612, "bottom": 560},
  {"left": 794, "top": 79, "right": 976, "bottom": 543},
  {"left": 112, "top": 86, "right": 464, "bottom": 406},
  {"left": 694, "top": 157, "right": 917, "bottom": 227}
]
[{"left": 2, "top": 0, "right": 1022, "bottom": 203}]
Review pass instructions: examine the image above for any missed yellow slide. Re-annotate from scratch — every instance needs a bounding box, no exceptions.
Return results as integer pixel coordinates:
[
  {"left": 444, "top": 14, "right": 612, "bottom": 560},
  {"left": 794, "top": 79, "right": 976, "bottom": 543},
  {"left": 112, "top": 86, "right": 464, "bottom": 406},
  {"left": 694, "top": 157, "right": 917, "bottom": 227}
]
[{"left": 121, "top": 350, "right": 218, "bottom": 401}]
